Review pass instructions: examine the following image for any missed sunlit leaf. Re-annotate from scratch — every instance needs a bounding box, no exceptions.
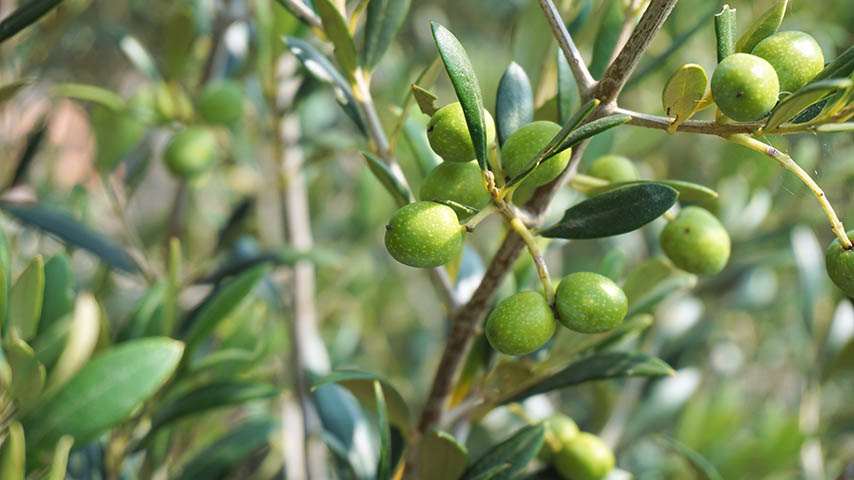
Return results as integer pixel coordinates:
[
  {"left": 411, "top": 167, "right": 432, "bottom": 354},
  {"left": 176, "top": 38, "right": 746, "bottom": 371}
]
[
  {"left": 44, "top": 293, "right": 100, "bottom": 395},
  {"left": 362, "top": 0, "right": 410, "bottom": 69},
  {"left": 53, "top": 83, "right": 125, "bottom": 111},
  {"left": 496, "top": 62, "right": 533, "bottom": 146},
  {"left": 735, "top": 0, "right": 787, "bottom": 53},
  {"left": 4, "top": 337, "right": 45, "bottom": 411},
  {"left": 313, "top": 0, "right": 359, "bottom": 80},
  {"left": 662, "top": 64, "right": 707, "bottom": 132},
  {"left": 0, "top": 421, "right": 25, "bottom": 480}
]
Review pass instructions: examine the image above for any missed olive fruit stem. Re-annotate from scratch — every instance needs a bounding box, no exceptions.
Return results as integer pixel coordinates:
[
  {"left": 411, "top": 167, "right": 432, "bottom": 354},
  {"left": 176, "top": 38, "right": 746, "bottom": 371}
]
[
  {"left": 568, "top": 173, "right": 609, "bottom": 193},
  {"left": 728, "top": 134, "right": 852, "bottom": 249},
  {"left": 463, "top": 204, "right": 499, "bottom": 231},
  {"left": 510, "top": 217, "right": 555, "bottom": 304}
]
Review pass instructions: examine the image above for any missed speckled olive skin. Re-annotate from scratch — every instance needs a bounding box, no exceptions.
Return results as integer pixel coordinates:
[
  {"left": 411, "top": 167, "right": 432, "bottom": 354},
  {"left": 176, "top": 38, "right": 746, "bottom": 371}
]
[
  {"left": 554, "top": 433, "right": 615, "bottom": 480},
  {"left": 485, "top": 291, "right": 556, "bottom": 355},
  {"left": 588, "top": 155, "right": 639, "bottom": 183},
  {"left": 199, "top": 80, "right": 244, "bottom": 125},
  {"left": 419, "top": 161, "right": 490, "bottom": 217},
  {"left": 711, "top": 53, "right": 780, "bottom": 122},
  {"left": 660, "top": 206, "right": 730, "bottom": 275},
  {"left": 555, "top": 272, "right": 627, "bottom": 334},
  {"left": 501, "top": 121, "right": 572, "bottom": 191},
  {"left": 427, "top": 102, "right": 496, "bottom": 163},
  {"left": 384, "top": 201, "right": 463, "bottom": 268},
  {"left": 825, "top": 231, "right": 854, "bottom": 296},
  {"left": 164, "top": 127, "right": 219, "bottom": 178},
  {"left": 752, "top": 31, "right": 824, "bottom": 94}
]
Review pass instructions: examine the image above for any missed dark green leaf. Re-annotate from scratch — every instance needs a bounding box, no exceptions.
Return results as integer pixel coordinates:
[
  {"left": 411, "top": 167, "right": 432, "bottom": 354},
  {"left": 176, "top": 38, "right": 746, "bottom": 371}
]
[
  {"left": 764, "top": 78, "right": 852, "bottom": 131},
  {"left": 21, "top": 338, "right": 183, "bottom": 453},
  {"left": 0, "top": 421, "right": 25, "bottom": 480},
  {"left": 588, "top": 0, "right": 624, "bottom": 78},
  {"left": 313, "top": 0, "right": 359, "bottom": 80},
  {"left": 150, "top": 382, "right": 278, "bottom": 433},
  {"left": 735, "top": 0, "right": 787, "bottom": 53},
  {"left": 0, "top": 78, "right": 35, "bottom": 105},
  {"left": 812, "top": 44, "right": 854, "bottom": 82},
  {"left": 283, "top": 36, "right": 367, "bottom": 135},
  {"left": 362, "top": 0, "right": 410, "bottom": 69},
  {"left": 586, "top": 179, "right": 718, "bottom": 209},
  {"left": 0, "top": 0, "right": 62, "bottom": 44},
  {"left": 177, "top": 418, "right": 278, "bottom": 480},
  {"left": 540, "top": 183, "right": 678, "bottom": 239},
  {"left": 362, "top": 151, "right": 412, "bottom": 207},
  {"left": 662, "top": 64, "right": 707, "bottom": 130},
  {"left": 312, "top": 370, "right": 411, "bottom": 431},
  {"left": 714, "top": 5, "right": 736, "bottom": 62},
  {"left": 38, "top": 254, "right": 74, "bottom": 335},
  {"left": 556, "top": 48, "right": 578, "bottom": 124},
  {"left": 495, "top": 62, "right": 533, "bottom": 146},
  {"left": 431, "top": 22, "right": 489, "bottom": 170},
  {"left": 503, "top": 352, "right": 674, "bottom": 403},
  {"left": 658, "top": 436, "right": 724, "bottom": 480},
  {"left": 198, "top": 246, "right": 337, "bottom": 285},
  {"left": 460, "top": 424, "right": 544, "bottom": 480},
  {"left": 419, "top": 429, "right": 468, "bottom": 480},
  {"left": 91, "top": 104, "right": 148, "bottom": 172},
  {"left": 53, "top": 83, "right": 125, "bottom": 111},
  {"left": 8, "top": 255, "right": 44, "bottom": 340},
  {"left": 4, "top": 337, "right": 45, "bottom": 410},
  {"left": 374, "top": 381, "right": 391, "bottom": 480},
  {"left": 313, "top": 382, "right": 378, "bottom": 478},
  {"left": 0, "top": 203, "right": 138, "bottom": 272}
]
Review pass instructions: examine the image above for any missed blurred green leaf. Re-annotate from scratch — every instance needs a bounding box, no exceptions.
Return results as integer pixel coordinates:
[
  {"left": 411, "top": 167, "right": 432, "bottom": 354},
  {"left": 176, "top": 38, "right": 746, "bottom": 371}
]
[
  {"left": 586, "top": 179, "right": 718, "bottom": 209},
  {"left": 116, "top": 281, "right": 165, "bottom": 342},
  {"left": 163, "top": 6, "right": 195, "bottom": 79},
  {"left": 362, "top": 151, "right": 412, "bottom": 207},
  {"left": 8, "top": 255, "right": 44, "bottom": 340},
  {"left": 589, "top": 0, "right": 623, "bottom": 78},
  {"left": 735, "top": 0, "right": 787, "bottom": 53},
  {"left": 45, "top": 436, "right": 73, "bottom": 480},
  {"left": 812, "top": 44, "right": 854, "bottom": 82},
  {"left": 0, "top": 78, "right": 35, "bottom": 106},
  {"left": 765, "top": 78, "right": 852, "bottom": 131},
  {"left": 38, "top": 254, "right": 74, "bottom": 335},
  {"left": 495, "top": 62, "right": 533, "bottom": 146},
  {"left": 0, "top": 0, "right": 62, "bottom": 44},
  {"left": 431, "top": 22, "right": 489, "bottom": 170},
  {"left": 540, "top": 183, "right": 678, "bottom": 239},
  {"left": 419, "top": 429, "right": 468, "bottom": 480},
  {"left": 362, "top": 0, "right": 410, "bottom": 69},
  {"left": 314, "top": 0, "right": 358, "bottom": 81},
  {"left": 0, "top": 203, "right": 138, "bottom": 272},
  {"left": 44, "top": 293, "right": 100, "bottom": 396},
  {"left": 624, "top": 257, "right": 696, "bottom": 316},
  {"left": 91, "top": 103, "right": 148, "bottom": 172},
  {"left": 597, "top": 248, "right": 626, "bottom": 282},
  {"left": 557, "top": 48, "right": 578, "bottom": 125},
  {"left": 4, "top": 337, "right": 45, "bottom": 411},
  {"left": 402, "top": 117, "right": 442, "bottom": 176},
  {"left": 467, "top": 464, "right": 511, "bottom": 480},
  {"left": 177, "top": 418, "right": 278, "bottom": 480},
  {"left": 312, "top": 370, "right": 411, "bottom": 431},
  {"left": 313, "top": 382, "right": 378, "bottom": 478},
  {"left": 21, "top": 337, "right": 183, "bottom": 453},
  {"left": 659, "top": 435, "right": 724, "bottom": 480},
  {"left": 555, "top": 114, "right": 631, "bottom": 153},
  {"left": 815, "top": 122, "right": 854, "bottom": 133},
  {"left": 374, "top": 381, "right": 392, "bottom": 480},
  {"left": 588, "top": 314, "right": 654, "bottom": 353},
  {"left": 53, "top": 83, "right": 125, "bottom": 111},
  {"left": 714, "top": 5, "right": 736, "bottom": 62},
  {"left": 662, "top": 64, "right": 707, "bottom": 130},
  {"left": 460, "top": 423, "right": 544, "bottom": 480},
  {"left": 504, "top": 352, "right": 674, "bottom": 404},
  {"left": 0, "top": 421, "right": 25, "bottom": 480},
  {"left": 118, "top": 33, "right": 160, "bottom": 79}
]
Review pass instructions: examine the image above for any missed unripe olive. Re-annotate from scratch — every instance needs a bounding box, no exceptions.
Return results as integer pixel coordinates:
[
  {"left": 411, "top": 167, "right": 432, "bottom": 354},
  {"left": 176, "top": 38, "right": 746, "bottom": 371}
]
[
  {"left": 163, "top": 126, "right": 219, "bottom": 178},
  {"left": 825, "top": 231, "right": 854, "bottom": 296},
  {"left": 419, "top": 161, "right": 490, "bottom": 217},
  {"left": 501, "top": 121, "right": 571, "bottom": 191},
  {"left": 588, "top": 155, "right": 639, "bottom": 183},
  {"left": 427, "top": 102, "right": 496, "bottom": 163},
  {"left": 199, "top": 79, "right": 245, "bottom": 125},
  {"left": 540, "top": 414, "right": 580, "bottom": 461},
  {"left": 660, "top": 206, "right": 730, "bottom": 275},
  {"left": 752, "top": 31, "right": 824, "bottom": 94},
  {"left": 485, "top": 291, "right": 556, "bottom": 356},
  {"left": 711, "top": 53, "right": 779, "bottom": 122},
  {"left": 554, "top": 432, "right": 615, "bottom": 480},
  {"left": 384, "top": 201, "right": 463, "bottom": 268},
  {"left": 555, "top": 272, "right": 627, "bottom": 334}
]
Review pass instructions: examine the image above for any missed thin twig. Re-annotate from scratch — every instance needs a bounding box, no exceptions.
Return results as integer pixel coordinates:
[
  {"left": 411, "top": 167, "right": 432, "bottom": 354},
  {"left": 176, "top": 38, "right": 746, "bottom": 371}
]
[
  {"left": 537, "top": 0, "right": 595, "bottom": 96},
  {"left": 278, "top": 0, "right": 323, "bottom": 30},
  {"left": 617, "top": 107, "right": 762, "bottom": 135}
]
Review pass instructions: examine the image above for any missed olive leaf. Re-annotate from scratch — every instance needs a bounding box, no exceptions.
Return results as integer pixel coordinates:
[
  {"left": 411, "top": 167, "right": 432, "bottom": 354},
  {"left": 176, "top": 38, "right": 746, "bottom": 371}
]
[
  {"left": 812, "top": 44, "right": 854, "bottom": 82},
  {"left": 313, "top": 0, "right": 359, "bottom": 81},
  {"left": 53, "top": 83, "right": 126, "bottom": 111},
  {"left": 735, "top": 0, "right": 787, "bottom": 53},
  {"left": 586, "top": 179, "right": 718, "bottom": 209},
  {"left": 362, "top": 151, "right": 413, "bottom": 207},
  {"left": 362, "top": 0, "right": 410, "bottom": 69},
  {"left": 624, "top": 257, "right": 697, "bottom": 316},
  {"left": 118, "top": 33, "right": 161, "bottom": 80},
  {"left": 412, "top": 84, "right": 439, "bottom": 116},
  {"left": 0, "top": 421, "right": 25, "bottom": 479},
  {"left": 658, "top": 436, "right": 724, "bottom": 480},
  {"left": 374, "top": 381, "right": 392, "bottom": 480},
  {"left": 459, "top": 424, "right": 544, "bottom": 480},
  {"left": 0, "top": 0, "right": 62, "bottom": 44},
  {"left": 39, "top": 254, "right": 74, "bottom": 335},
  {"left": 312, "top": 370, "right": 412, "bottom": 431},
  {"left": 402, "top": 117, "right": 442, "bottom": 175},
  {"left": 764, "top": 78, "right": 853, "bottom": 132},
  {"left": 495, "top": 62, "right": 533, "bottom": 146},
  {"left": 8, "top": 255, "right": 44, "bottom": 340},
  {"left": 419, "top": 430, "right": 468, "bottom": 480},
  {"left": 662, "top": 64, "right": 708, "bottom": 132},
  {"left": 43, "top": 292, "right": 100, "bottom": 397},
  {"left": 714, "top": 5, "right": 736, "bottom": 62},
  {"left": 0, "top": 78, "right": 35, "bottom": 106},
  {"left": 45, "top": 436, "right": 73, "bottom": 480},
  {"left": 177, "top": 418, "right": 278, "bottom": 480},
  {"left": 4, "top": 337, "right": 46, "bottom": 410},
  {"left": 589, "top": 0, "right": 624, "bottom": 78},
  {"left": 556, "top": 47, "right": 578, "bottom": 124}
]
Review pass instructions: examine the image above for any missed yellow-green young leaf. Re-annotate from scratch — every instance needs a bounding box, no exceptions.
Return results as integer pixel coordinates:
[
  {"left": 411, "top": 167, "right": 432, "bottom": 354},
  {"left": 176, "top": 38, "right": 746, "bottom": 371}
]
[
  {"left": 587, "top": 179, "right": 719, "bottom": 210},
  {"left": 8, "top": 255, "right": 45, "bottom": 340},
  {"left": 419, "top": 430, "right": 468, "bottom": 480},
  {"left": 0, "top": 421, "right": 25, "bottom": 480},
  {"left": 662, "top": 64, "right": 708, "bottom": 132},
  {"left": 735, "top": 0, "right": 788, "bottom": 53},
  {"left": 4, "top": 337, "right": 46, "bottom": 410},
  {"left": 0, "top": 260, "right": 6, "bottom": 333},
  {"left": 45, "top": 436, "right": 73, "bottom": 480},
  {"left": 412, "top": 83, "right": 439, "bottom": 116},
  {"left": 44, "top": 293, "right": 100, "bottom": 395},
  {"left": 53, "top": 83, "right": 126, "bottom": 111},
  {"left": 764, "top": 78, "right": 853, "bottom": 132},
  {"left": 0, "top": 78, "right": 34, "bottom": 106},
  {"left": 313, "top": 0, "right": 359, "bottom": 81}
]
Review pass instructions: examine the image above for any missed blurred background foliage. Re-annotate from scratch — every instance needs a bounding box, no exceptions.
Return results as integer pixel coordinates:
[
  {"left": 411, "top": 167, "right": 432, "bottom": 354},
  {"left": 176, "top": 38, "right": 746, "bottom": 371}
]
[{"left": 1, "top": 0, "right": 853, "bottom": 478}]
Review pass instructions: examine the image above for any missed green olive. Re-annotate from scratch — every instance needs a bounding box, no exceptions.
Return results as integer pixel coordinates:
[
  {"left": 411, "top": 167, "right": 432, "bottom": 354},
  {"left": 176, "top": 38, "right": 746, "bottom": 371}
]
[
  {"left": 588, "top": 155, "right": 639, "bottom": 183},
  {"left": 554, "top": 432, "right": 615, "bottom": 480},
  {"left": 485, "top": 291, "right": 556, "bottom": 355},
  {"left": 427, "top": 102, "right": 496, "bottom": 163},
  {"left": 163, "top": 127, "right": 219, "bottom": 178},
  {"left": 752, "top": 31, "right": 824, "bottom": 94},
  {"left": 660, "top": 206, "right": 730, "bottom": 275},
  {"left": 384, "top": 201, "right": 463, "bottom": 268},
  {"left": 555, "top": 272, "right": 627, "bottom": 334},
  {"left": 501, "top": 121, "right": 571, "bottom": 195},
  {"left": 199, "top": 80, "right": 245, "bottom": 125},
  {"left": 711, "top": 53, "right": 779, "bottom": 122},
  {"left": 540, "top": 414, "right": 580, "bottom": 462},
  {"left": 825, "top": 231, "right": 854, "bottom": 296},
  {"left": 419, "top": 161, "right": 490, "bottom": 218}
]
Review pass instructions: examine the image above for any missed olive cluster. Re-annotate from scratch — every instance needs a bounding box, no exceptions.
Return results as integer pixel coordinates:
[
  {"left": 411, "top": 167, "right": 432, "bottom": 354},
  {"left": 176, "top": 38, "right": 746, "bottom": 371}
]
[{"left": 541, "top": 414, "right": 616, "bottom": 480}]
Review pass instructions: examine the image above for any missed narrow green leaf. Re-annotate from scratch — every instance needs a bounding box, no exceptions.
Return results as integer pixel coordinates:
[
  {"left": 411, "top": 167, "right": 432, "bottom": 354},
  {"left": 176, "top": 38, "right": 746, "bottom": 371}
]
[
  {"left": 588, "top": 314, "right": 654, "bottom": 353},
  {"left": 556, "top": 48, "right": 578, "bottom": 124},
  {"left": 283, "top": 36, "right": 367, "bottom": 135},
  {"left": 312, "top": 370, "right": 412, "bottom": 431},
  {"left": 313, "top": 0, "right": 359, "bottom": 80},
  {"left": 164, "top": 237, "right": 181, "bottom": 338},
  {"left": 495, "top": 62, "right": 533, "bottom": 146},
  {"left": 362, "top": 151, "right": 412, "bottom": 207},
  {"left": 540, "top": 183, "right": 678, "bottom": 239},
  {"left": 30, "top": 316, "right": 69, "bottom": 372},
  {"left": 0, "top": 421, "right": 25, "bottom": 480},
  {"left": 150, "top": 382, "right": 278, "bottom": 434},
  {"left": 374, "top": 381, "right": 391, "bottom": 480},
  {"left": 764, "top": 78, "right": 852, "bottom": 131},
  {"left": 503, "top": 352, "right": 674, "bottom": 403},
  {"left": 38, "top": 254, "right": 74, "bottom": 335},
  {"left": 189, "top": 348, "right": 258, "bottom": 375},
  {"left": 0, "top": 78, "right": 35, "bottom": 106},
  {"left": 431, "top": 22, "right": 489, "bottom": 169},
  {"left": 624, "top": 257, "right": 697, "bottom": 316},
  {"left": 21, "top": 337, "right": 184, "bottom": 453},
  {"left": 44, "top": 293, "right": 100, "bottom": 395},
  {"left": 467, "top": 464, "right": 511, "bottom": 480},
  {"left": 118, "top": 33, "right": 161, "bottom": 80},
  {"left": 0, "top": 203, "right": 138, "bottom": 272},
  {"left": 412, "top": 83, "right": 439, "bottom": 116},
  {"left": 45, "top": 436, "right": 73, "bottom": 480},
  {"left": 184, "top": 263, "right": 271, "bottom": 350},
  {"left": 4, "top": 337, "right": 46, "bottom": 411},
  {"left": 662, "top": 64, "right": 707, "bottom": 131},
  {"left": 812, "top": 44, "right": 854, "bottom": 82},
  {"left": 0, "top": 261, "right": 6, "bottom": 334},
  {"left": 402, "top": 117, "right": 442, "bottom": 176},
  {"left": 714, "top": 5, "right": 736, "bottom": 62},
  {"left": 313, "top": 383, "right": 378, "bottom": 478},
  {"left": 419, "top": 429, "right": 468, "bottom": 480},
  {"left": 8, "top": 255, "right": 44, "bottom": 340},
  {"left": 460, "top": 424, "right": 545, "bottom": 480},
  {"left": 735, "top": 0, "right": 787, "bottom": 53},
  {"left": 589, "top": 0, "right": 624, "bottom": 78},
  {"left": 555, "top": 114, "right": 631, "bottom": 153},
  {"left": 177, "top": 418, "right": 278, "bottom": 480},
  {"left": 658, "top": 436, "right": 724, "bottom": 480},
  {"left": 362, "top": 0, "right": 410, "bottom": 69},
  {"left": 116, "top": 282, "right": 165, "bottom": 342},
  {"left": 586, "top": 179, "right": 718, "bottom": 209},
  {"left": 53, "top": 83, "right": 125, "bottom": 111},
  {"left": 0, "top": 0, "right": 62, "bottom": 44}
]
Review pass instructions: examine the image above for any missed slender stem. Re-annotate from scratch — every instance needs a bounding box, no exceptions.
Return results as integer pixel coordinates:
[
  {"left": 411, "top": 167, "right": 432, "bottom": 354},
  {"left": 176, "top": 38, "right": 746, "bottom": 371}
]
[
  {"left": 569, "top": 173, "right": 609, "bottom": 192},
  {"left": 510, "top": 217, "right": 554, "bottom": 303},
  {"left": 537, "top": 0, "right": 595, "bottom": 96},
  {"left": 728, "top": 134, "right": 851, "bottom": 248},
  {"left": 278, "top": 0, "right": 323, "bottom": 30},
  {"left": 463, "top": 204, "right": 499, "bottom": 231}
]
